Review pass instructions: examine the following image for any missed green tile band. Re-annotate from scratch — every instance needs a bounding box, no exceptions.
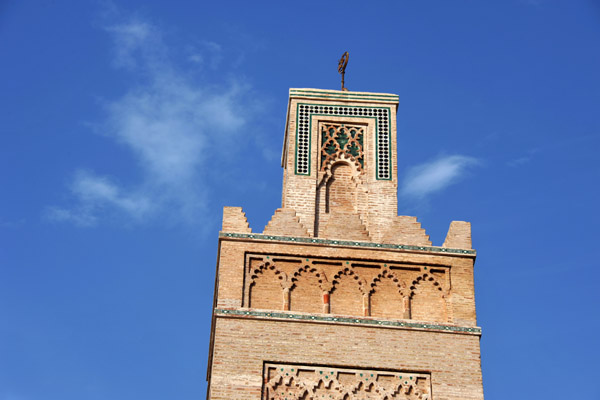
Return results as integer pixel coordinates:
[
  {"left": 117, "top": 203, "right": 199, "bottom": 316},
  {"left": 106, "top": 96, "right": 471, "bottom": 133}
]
[
  {"left": 219, "top": 232, "right": 476, "bottom": 256},
  {"left": 215, "top": 308, "right": 481, "bottom": 334}
]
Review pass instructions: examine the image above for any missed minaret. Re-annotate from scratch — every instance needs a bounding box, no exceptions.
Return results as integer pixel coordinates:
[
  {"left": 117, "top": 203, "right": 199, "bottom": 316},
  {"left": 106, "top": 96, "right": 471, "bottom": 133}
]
[
  {"left": 207, "top": 88, "right": 484, "bottom": 400},
  {"left": 281, "top": 89, "right": 399, "bottom": 241}
]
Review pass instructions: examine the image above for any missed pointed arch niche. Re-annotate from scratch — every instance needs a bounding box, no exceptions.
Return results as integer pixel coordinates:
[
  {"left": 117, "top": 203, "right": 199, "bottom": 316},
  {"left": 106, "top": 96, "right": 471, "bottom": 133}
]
[
  {"left": 410, "top": 272, "right": 448, "bottom": 323},
  {"left": 329, "top": 268, "right": 366, "bottom": 316},
  {"left": 369, "top": 269, "right": 408, "bottom": 319},
  {"left": 289, "top": 265, "right": 328, "bottom": 314},
  {"left": 313, "top": 121, "right": 369, "bottom": 235},
  {"left": 248, "top": 262, "right": 287, "bottom": 311}
]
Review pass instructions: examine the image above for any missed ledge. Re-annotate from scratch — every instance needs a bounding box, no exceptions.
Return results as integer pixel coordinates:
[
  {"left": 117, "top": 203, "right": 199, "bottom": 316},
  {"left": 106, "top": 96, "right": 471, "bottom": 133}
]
[
  {"left": 289, "top": 88, "right": 399, "bottom": 104},
  {"left": 215, "top": 308, "right": 481, "bottom": 335},
  {"left": 219, "top": 232, "right": 476, "bottom": 256}
]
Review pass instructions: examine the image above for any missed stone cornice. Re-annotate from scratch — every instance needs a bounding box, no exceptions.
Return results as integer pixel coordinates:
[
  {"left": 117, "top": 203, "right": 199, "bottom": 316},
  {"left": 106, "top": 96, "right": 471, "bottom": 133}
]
[
  {"left": 215, "top": 308, "right": 481, "bottom": 335},
  {"left": 289, "top": 88, "right": 399, "bottom": 104},
  {"left": 219, "top": 232, "right": 476, "bottom": 257}
]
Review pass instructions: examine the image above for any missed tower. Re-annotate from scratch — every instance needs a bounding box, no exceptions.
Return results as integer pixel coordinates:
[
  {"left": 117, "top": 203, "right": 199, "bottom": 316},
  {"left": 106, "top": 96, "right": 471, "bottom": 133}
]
[{"left": 207, "top": 88, "right": 484, "bottom": 399}]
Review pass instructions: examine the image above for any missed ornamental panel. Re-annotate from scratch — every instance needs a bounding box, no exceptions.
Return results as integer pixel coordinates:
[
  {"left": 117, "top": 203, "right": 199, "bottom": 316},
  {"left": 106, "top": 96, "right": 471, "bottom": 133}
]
[
  {"left": 320, "top": 123, "right": 365, "bottom": 171},
  {"left": 263, "top": 363, "right": 431, "bottom": 400},
  {"left": 295, "top": 103, "right": 391, "bottom": 179}
]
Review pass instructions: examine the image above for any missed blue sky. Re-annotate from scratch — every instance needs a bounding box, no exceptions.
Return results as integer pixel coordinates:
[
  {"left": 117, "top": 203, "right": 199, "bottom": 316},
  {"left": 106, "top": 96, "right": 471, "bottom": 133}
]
[{"left": 1, "top": 1, "right": 599, "bottom": 399}]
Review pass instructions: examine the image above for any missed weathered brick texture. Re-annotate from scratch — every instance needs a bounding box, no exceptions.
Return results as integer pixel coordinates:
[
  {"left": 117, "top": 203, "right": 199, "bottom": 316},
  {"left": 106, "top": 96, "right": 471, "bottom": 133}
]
[
  {"left": 443, "top": 221, "right": 472, "bottom": 249},
  {"left": 221, "top": 206, "right": 251, "bottom": 233},
  {"left": 263, "top": 208, "right": 310, "bottom": 237},
  {"left": 382, "top": 216, "right": 432, "bottom": 246},
  {"left": 318, "top": 211, "right": 371, "bottom": 241},
  {"left": 210, "top": 318, "right": 483, "bottom": 400}
]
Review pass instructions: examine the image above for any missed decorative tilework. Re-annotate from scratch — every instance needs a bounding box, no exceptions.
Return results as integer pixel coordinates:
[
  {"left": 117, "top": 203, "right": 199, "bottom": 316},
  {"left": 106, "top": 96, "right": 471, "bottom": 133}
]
[
  {"left": 215, "top": 308, "right": 481, "bottom": 334},
  {"left": 295, "top": 103, "right": 391, "bottom": 179},
  {"left": 219, "top": 232, "right": 476, "bottom": 256}
]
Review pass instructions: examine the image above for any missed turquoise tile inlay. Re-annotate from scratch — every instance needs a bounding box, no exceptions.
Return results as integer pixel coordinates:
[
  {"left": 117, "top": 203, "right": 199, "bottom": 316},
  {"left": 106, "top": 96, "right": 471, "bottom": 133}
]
[
  {"left": 215, "top": 308, "right": 481, "bottom": 334},
  {"left": 219, "top": 232, "right": 476, "bottom": 255}
]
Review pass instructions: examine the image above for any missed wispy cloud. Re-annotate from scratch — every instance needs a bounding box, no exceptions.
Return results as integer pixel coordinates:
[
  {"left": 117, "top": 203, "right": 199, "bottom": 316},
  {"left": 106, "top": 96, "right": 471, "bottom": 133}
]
[
  {"left": 106, "top": 20, "right": 155, "bottom": 70},
  {"left": 187, "top": 40, "right": 223, "bottom": 69},
  {"left": 47, "top": 170, "right": 152, "bottom": 226},
  {"left": 507, "top": 148, "right": 540, "bottom": 167},
  {"left": 400, "top": 155, "right": 479, "bottom": 200},
  {"left": 48, "top": 14, "right": 256, "bottom": 227}
]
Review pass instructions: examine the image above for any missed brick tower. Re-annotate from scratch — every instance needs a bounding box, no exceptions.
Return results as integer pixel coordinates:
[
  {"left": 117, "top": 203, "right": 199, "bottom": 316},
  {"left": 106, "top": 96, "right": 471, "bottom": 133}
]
[{"left": 206, "top": 88, "right": 484, "bottom": 399}]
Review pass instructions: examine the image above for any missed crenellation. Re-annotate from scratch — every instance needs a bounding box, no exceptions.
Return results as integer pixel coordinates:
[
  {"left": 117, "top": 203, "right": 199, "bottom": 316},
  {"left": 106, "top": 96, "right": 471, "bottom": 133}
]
[
  {"left": 443, "top": 221, "right": 472, "bottom": 249},
  {"left": 262, "top": 208, "right": 310, "bottom": 237},
  {"left": 381, "top": 216, "right": 432, "bottom": 246},
  {"left": 221, "top": 206, "right": 251, "bottom": 233}
]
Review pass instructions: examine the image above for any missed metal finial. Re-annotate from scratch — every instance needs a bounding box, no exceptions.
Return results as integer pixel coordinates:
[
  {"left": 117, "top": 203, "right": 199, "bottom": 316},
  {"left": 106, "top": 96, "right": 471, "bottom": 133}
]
[{"left": 338, "top": 52, "right": 349, "bottom": 91}]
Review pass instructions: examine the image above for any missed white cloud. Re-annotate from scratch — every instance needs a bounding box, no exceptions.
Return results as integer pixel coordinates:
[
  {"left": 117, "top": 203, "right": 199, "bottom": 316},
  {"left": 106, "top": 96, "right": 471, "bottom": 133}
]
[
  {"left": 71, "top": 170, "right": 150, "bottom": 215},
  {"left": 400, "top": 155, "right": 479, "bottom": 199},
  {"left": 47, "top": 170, "right": 152, "bottom": 226},
  {"left": 48, "top": 16, "right": 254, "bottom": 227}
]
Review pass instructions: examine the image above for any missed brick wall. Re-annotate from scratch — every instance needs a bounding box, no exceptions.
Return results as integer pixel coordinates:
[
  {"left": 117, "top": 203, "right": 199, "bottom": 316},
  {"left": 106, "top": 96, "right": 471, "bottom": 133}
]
[{"left": 209, "top": 317, "right": 483, "bottom": 399}]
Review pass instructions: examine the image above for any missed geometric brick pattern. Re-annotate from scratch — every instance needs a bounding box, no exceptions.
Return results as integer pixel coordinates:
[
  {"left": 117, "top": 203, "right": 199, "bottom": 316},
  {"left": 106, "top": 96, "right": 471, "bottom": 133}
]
[{"left": 263, "top": 363, "right": 431, "bottom": 399}]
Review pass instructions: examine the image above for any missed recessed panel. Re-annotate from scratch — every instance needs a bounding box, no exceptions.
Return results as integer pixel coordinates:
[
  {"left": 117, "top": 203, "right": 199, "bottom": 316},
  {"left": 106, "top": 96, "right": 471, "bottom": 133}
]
[{"left": 263, "top": 362, "right": 431, "bottom": 399}]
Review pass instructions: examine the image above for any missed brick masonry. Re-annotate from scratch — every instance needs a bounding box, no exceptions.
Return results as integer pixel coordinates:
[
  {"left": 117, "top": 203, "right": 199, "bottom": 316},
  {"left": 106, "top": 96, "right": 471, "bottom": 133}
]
[{"left": 206, "top": 88, "right": 484, "bottom": 399}]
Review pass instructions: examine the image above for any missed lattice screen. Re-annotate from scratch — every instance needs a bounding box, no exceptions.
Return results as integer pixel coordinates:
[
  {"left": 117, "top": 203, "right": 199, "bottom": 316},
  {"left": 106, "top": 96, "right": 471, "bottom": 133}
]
[{"left": 320, "top": 123, "right": 364, "bottom": 171}]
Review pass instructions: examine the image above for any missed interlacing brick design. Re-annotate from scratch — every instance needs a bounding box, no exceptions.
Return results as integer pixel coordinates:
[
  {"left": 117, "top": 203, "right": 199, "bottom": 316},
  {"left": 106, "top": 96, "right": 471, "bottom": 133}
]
[
  {"left": 264, "top": 363, "right": 431, "bottom": 400},
  {"left": 320, "top": 124, "right": 364, "bottom": 171},
  {"left": 244, "top": 255, "right": 449, "bottom": 322}
]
